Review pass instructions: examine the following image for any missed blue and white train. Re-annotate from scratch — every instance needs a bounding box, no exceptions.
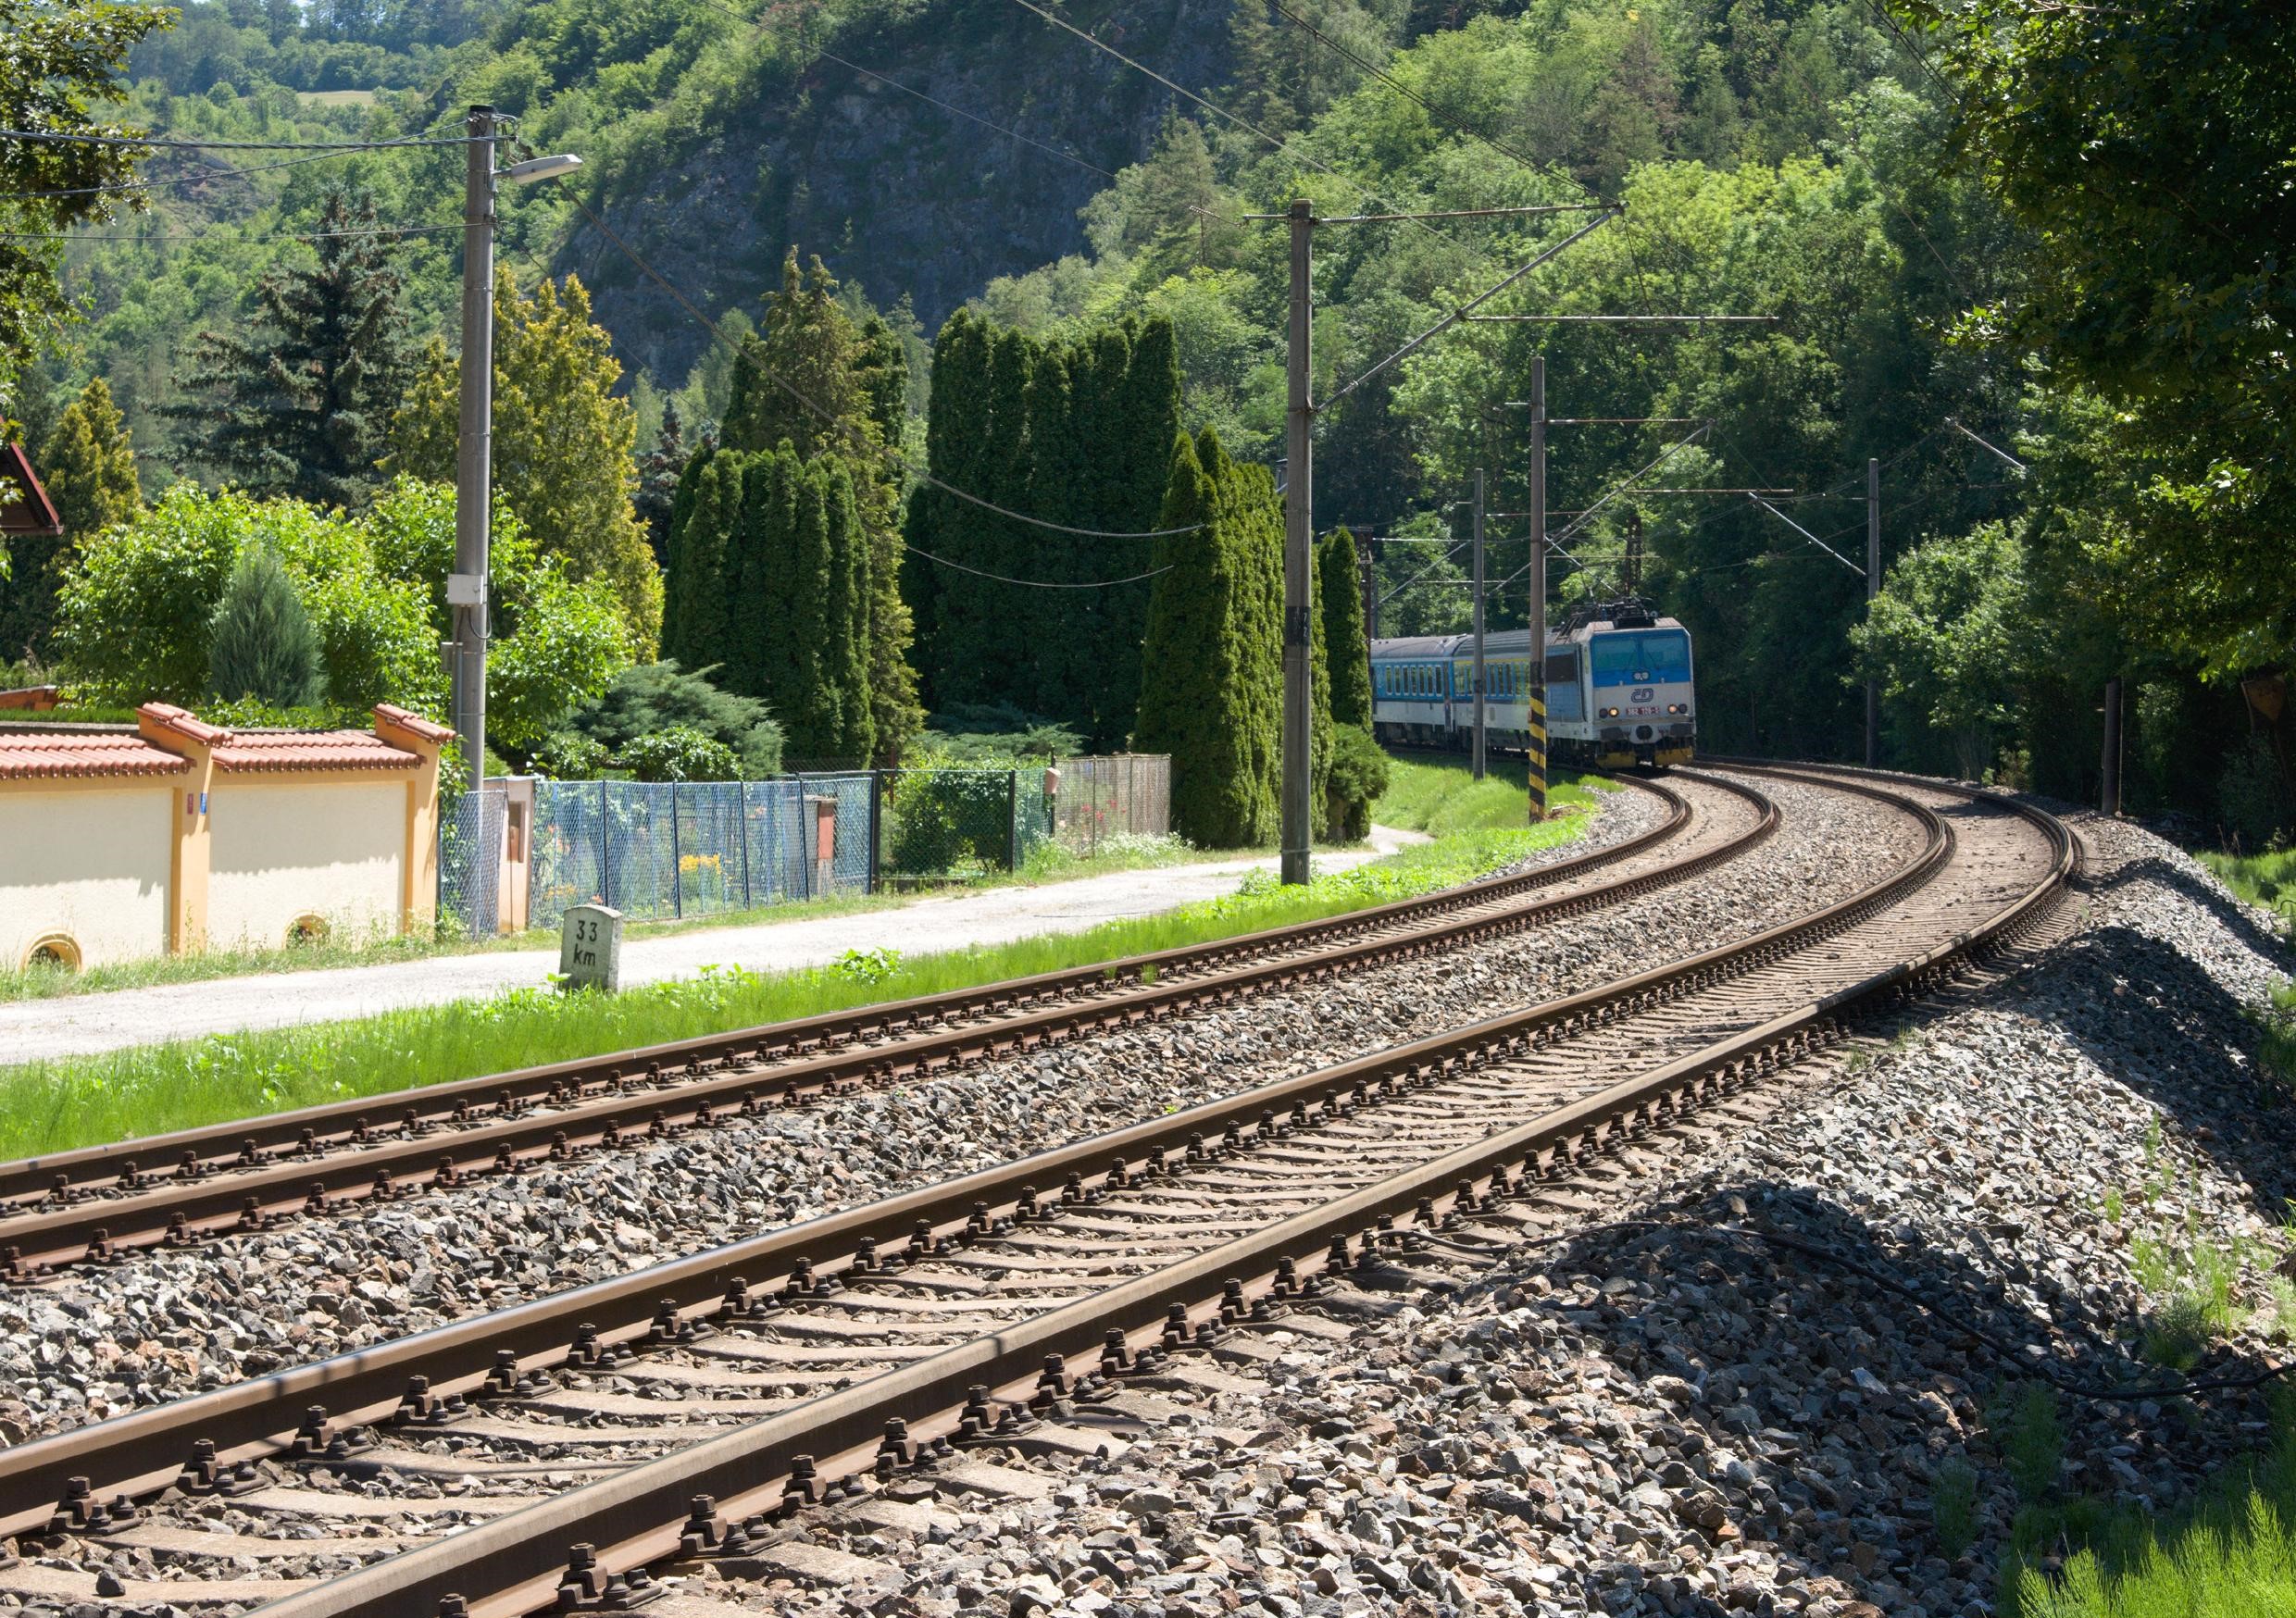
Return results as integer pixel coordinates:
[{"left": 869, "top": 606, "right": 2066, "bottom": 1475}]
[{"left": 1368, "top": 601, "right": 1697, "bottom": 769}]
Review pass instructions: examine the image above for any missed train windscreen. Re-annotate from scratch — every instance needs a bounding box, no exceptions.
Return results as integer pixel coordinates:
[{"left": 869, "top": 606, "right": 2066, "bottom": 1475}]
[{"left": 1590, "top": 629, "right": 1691, "bottom": 687}]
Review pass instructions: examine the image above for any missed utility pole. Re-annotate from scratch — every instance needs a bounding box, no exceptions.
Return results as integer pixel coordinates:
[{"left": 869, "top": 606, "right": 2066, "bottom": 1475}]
[
  {"left": 1281, "top": 198, "right": 1315, "bottom": 886},
  {"left": 1527, "top": 355, "right": 1548, "bottom": 823},
  {"left": 2101, "top": 676, "right": 2123, "bottom": 815},
  {"left": 1471, "top": 469, "right": 1488, "bottom": 779},
  {"left": 446, "top": 109, "right": 582, "bottom": 793},
  {"left": 450, "top": 105, "right": 497, "bottom": 792},
  {"left": 1866, "top": 456, "right": 1880, "bottom": 769}
]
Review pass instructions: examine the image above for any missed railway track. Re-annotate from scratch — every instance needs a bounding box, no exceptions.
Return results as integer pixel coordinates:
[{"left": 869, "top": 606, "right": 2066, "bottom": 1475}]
[
  {"left": 0, "top": 771, "right": 1778, "bottom": 1280},
  {"left": 0, "top": 765, "right": 2074, "bottom": 1615}
]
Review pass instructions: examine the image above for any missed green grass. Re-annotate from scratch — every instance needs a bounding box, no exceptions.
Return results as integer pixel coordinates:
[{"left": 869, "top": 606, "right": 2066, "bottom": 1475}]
[
  {"left": 0, "top": 815, "right": 1587, "bottom": 1159},
  {"left": 2010, "top": 1400, "right": 2296, "bottom": 1617},
  {"left": 2196, "top": 848, "right": 2296, "bottom": 936},
  {"left": 1370, "top": 749, "right": 1606, "bottom": 836}
]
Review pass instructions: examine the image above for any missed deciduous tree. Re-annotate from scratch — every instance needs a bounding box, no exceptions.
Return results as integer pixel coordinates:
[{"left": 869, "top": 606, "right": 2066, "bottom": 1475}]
[{"left": 387, "top": 268, "right": 662, "bottom": 656}]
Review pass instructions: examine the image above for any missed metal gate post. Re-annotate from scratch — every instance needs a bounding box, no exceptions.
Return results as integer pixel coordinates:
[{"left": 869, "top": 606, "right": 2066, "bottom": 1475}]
[
  {"left": 867, "top": 771, "right": 881, "bottom": 895},
  {"left": 668, "top": 782, "right": 683, "bottom": 918},
  {"left": 737, "top": 780, "right": 754, "bottom": 908},
  {"left": 795, "top": 775, "right": 810, "bottom": 901},
  {"left": 596, "top": 779, "right": 612, "bottom": 911}
]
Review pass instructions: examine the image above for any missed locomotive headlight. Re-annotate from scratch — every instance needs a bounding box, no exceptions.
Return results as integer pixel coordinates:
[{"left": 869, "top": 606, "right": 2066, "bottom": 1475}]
[
  {"left": 1602, "top": 706, "right": 1619, "bottom": 718},
  {"left": 1668, "top": 703, "right": 1687, "bottom": 715}
]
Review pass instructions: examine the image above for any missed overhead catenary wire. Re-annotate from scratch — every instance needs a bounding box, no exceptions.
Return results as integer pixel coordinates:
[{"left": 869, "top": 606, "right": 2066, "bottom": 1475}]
[{"left": 564, "top": 189, "right": 1203, "bottom": 546}]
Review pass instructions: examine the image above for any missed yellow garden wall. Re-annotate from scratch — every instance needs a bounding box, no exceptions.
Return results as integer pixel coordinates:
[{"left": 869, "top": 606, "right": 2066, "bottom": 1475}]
[
  {"left": 0, "top": 781, "right": 175, "bottom": 969},
  {"left": 206, "top": 778, "right": 409, "bottom": 949}
]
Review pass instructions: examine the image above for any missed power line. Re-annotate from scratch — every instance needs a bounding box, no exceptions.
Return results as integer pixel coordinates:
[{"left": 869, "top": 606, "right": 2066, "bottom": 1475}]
[
  {"left": 1, "top": 219, "right": 460, "bottom": 243},
  {"left": 0, "top": 130, "right": 471, "bottom": 151},
  {"left": 998, "top": 0, "right": 1485, "bottom": 269},
  {"left": 905, "top": 544, "right": 1171, "bottom": 589},
  {"left": 0, "top": 142, "right": 428, "bottom": 201},
  {"left": 813, "top": 51, "right": 1117, "bottom": 180},
  {"left": 564, "top": 190, "right": 1202, "bottom": 542}
]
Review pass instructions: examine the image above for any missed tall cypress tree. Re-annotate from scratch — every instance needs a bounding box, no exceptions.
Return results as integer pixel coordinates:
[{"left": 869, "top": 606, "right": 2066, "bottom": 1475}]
[
  {"left": 167, "top": 183, "right": 407, "bottom": 506},
  {"left": 661, "top": 447, "right": 742, "bottom": 678},
  {"left": 718, "top": 249, "right": 917, "bottom": 762},
  {"left": 1318, "top": 529, "right": 1373, "bottom": 728},
  {"left": 1136, "top": 428, "right": 1283, "bottom": 847},
  {"left": 903, "top": 311, "right": 992, "bottom": 703}
]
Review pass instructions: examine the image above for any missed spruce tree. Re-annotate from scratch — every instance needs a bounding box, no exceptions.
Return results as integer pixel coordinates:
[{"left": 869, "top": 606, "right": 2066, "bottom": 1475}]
[
  {"left": 167, "top": 184, "right": 407, "bottom": 507},
  {"left": 40, "top": 376, "right": 140, "bottom": 540},
  {"left": 632, "top": 398, "right": 690, "bottom": 565},
  {"left": 1318, "top": 529, "right": 1373, "bottom": 728},
  {"left": 207, "top": 547, "right": 327, "bottom": 708}
]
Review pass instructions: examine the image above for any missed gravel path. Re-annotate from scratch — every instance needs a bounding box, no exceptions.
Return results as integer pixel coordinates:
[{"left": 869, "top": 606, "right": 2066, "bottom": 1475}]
[
  {"left": 707, "top": 798, "right": 2296, "bottom": 1618},
  {"left": 0, "top": 773, "right": 1905, "bottom": 1444},
  {"left": 0, "top": 829, "right": 1443, "bottom": 1066}
]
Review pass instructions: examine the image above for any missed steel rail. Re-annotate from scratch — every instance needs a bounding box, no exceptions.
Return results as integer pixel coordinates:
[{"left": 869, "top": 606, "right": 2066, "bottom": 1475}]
[
  {"left": 247, "top": 775, "right": 2077, "bottom": 1617},
  {"left": 0, "top": 777, "right": 1779, "bottom": 1278},
  {"left": 0, "top": 770, "right": 1940, "bottom": 1542},
  {"left": 0, "top": 771, "right": 1691, "bottom": 1208}
]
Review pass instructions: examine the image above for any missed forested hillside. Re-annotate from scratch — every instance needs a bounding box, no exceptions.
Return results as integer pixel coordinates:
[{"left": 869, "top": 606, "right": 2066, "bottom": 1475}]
[{"left": 6, "top": 0, "right": 2290, "bottom": 840}]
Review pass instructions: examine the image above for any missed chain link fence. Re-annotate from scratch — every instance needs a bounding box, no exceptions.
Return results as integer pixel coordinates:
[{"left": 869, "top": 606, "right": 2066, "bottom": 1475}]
[
  {"left": 1050, "top": 754, "right": 1171, "bottom": 856},
  {"left": 525, "top": 775, "right": 876, "bottom": 932},
  {"left": 436, "top": 780, "right": 506, "bottom": 940},
  {"left": 496, "top": 756, "right": 1167, "bottom": 932}
]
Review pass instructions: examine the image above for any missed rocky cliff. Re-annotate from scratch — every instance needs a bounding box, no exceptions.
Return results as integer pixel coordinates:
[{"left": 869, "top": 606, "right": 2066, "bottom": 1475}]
[{"left": 561, "top": 0, "right": 1236, "bottom": 382}]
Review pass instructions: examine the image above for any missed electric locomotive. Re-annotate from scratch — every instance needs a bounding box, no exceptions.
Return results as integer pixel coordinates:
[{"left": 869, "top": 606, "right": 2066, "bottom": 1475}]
[{"left": 1368, "top": 597, "right": 1696, "bottom": 768}]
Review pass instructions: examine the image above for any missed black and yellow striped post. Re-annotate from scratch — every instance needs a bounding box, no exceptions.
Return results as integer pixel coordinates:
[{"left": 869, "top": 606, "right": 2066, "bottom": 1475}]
[{"left": 1526, "top": 688, "right": 1548, "bottom": 822}]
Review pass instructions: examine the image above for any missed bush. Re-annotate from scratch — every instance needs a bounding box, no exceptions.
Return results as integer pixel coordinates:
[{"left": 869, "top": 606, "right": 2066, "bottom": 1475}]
[
  {"left": 888, "top": 766, "right": 1016, "bottom": 876},
  {"left": 530, "top": 730, "right": 611, "bottom": 779},
  {"left": 621, "top": 724, "right": 740, "bottom": 781},
  {"left": 207, "top": 548, "right": 326, "bottom": 707},
  {"left": 569, "top": 661, "right": 783, "bottom": 778},
  {"left": 1323, "top": 723, "right": 1391, "bottom": 841}
]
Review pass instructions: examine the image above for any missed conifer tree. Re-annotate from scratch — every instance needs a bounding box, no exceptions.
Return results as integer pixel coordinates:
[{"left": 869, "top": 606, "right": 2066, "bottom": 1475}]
[
  {"left": 1136, "top": 428, "right": 1283, "bottom": 847},
  {"left": 1318, "top": 528, "right": 1373, "bottom": 728},
  {"left": 632, "top": 398, "right": 690, "bottom": 565},
  {"left": 168, "top": 184, "right": 408, "bottom": 507},
  {"left": 718, "top": 249, "right": 917, "bottom": 762},
  {"left": 207, "top": 546, "right": 327, "bottom": 708},
  {"left": 40, "top": 376, "right": 140, "bottom": 540},
  {"left": 661, "top": 444, "right": 875, "bottom": 764},
  {"left": 903, "top": 310, "right": 991, "bottom": 704}
]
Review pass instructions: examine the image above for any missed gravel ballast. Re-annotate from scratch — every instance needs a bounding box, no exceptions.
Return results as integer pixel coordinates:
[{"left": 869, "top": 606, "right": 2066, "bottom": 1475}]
[
  {"left": 0, "top": 775, "right": 1910, "bottom": 1442},
  {"left": 718, "top": 800, "right": 2296, "bottom": 1618}
]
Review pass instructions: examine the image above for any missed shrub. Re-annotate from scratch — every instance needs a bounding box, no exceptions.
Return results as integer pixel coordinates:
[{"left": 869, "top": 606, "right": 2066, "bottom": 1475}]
[
  {"left": 530, "top": 730, "right": 611, "bottom": 779},
  {"left": 889, "top": 766, "right": 1015, "bottom": 876},
  {"left": 569, "top": 661, "right": 783, "bottom": 777},
  {"left": 1323, "top": 723, "right": 1391, "bottom": 841},
  {"left": 207, "top": 548, "right": 326, "bottom": 708},
  {"left": 621, "top": 724, "right": 740, "bottom": 781}
]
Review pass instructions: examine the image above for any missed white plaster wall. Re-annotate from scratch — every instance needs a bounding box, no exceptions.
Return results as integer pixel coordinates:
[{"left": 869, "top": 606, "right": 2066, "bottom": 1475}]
[
  {"left": 0, "top": 786, "right": 173, "bottom": 968},
  {"left": 206, "top": 779, "right": 405, "bottom": 948}
]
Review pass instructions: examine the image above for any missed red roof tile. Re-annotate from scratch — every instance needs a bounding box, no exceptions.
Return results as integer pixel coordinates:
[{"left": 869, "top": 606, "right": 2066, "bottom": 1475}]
[
  {"left": 0, "top": 731, "right": 190, "bottom": 781},
  {"left": 211, "top": 731, "right": 422, "bottom": 773},
  {"left": 373, "top": 703, "right": 455, "bottom": 744},
  {"left": 138, "top": 703, "right": 232, "bottom": 746}
]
